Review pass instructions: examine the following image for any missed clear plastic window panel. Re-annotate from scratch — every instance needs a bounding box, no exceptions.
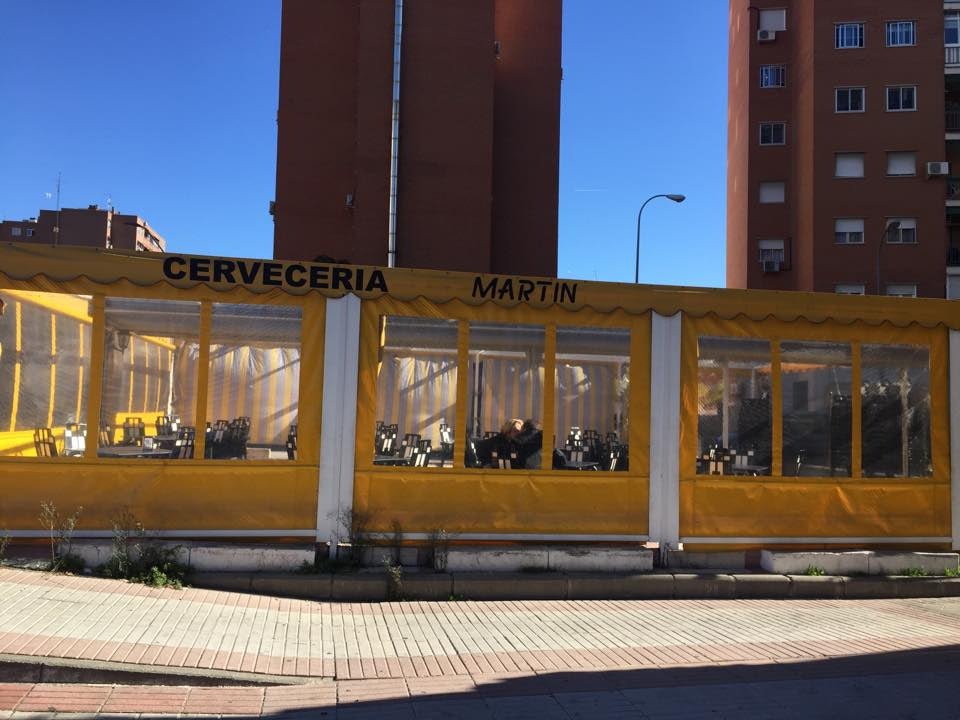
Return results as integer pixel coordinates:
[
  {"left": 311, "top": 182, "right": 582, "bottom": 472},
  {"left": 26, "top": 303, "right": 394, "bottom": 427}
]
[
  {"left": 554, "top": 326, "right": 630, "bottom": 471},
  {"left": 0, "top": 291, "right": 92, "bottom": 458},
  {"left": 697, "top": 337, "right": 772, "bottom": 476},
  {"left": 374, "top": 316, "right": 458, "bottom": 467},
  {"left": 100, "top": 298, "right": 200, "bottom": 459},
  {"left": 467, "top": 322, "right": 545, "bottom": 470},
  {"left": 206, "top": 303, "right": 302, "bottom": 461},
  {"left": 780, "top": 341, "right": 852, "bottom": 477},
  {"left": 861, "top": 344, "right": 932, "bottom": 477}
]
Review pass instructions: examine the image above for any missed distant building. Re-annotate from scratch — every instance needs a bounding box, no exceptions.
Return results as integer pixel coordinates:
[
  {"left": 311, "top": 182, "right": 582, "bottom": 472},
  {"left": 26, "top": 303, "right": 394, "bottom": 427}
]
[
  {"left": 1, "top": 205, "right": 165, "bottom": 252},
  {"left": 727, "top": 0, "right": 957, "bottom": 298},
  {"left": 272, "top": 0, "right": 562, "bottom": 277}
]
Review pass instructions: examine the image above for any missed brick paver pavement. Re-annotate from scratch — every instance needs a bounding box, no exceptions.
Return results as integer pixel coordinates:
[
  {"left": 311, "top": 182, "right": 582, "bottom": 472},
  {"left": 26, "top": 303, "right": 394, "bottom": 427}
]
[{"left": 2, "top": 567, "right": 960, "bottom": 716}]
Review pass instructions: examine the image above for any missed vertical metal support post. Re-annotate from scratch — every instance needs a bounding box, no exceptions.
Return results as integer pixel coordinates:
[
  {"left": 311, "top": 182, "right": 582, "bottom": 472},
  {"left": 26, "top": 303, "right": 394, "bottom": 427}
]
[{"left": 649, "top": 311, "right": 682, "bottom": 554}]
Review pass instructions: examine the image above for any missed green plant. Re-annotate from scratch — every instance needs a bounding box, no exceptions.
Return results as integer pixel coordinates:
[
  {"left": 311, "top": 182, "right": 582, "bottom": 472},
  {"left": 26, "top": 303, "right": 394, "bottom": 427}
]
[
  {"left": 897, "top": 567, "right": 929, "bottom": 577},
  {"left": 39, "top": 501, "right": 84, "bottom": 572},
  {"left": 0, "top": 530, "right": 10, "bottom": 564},
  {"left": 100, "top": 510, "right": 186, "bottom": 588},
  {"left": 330, "top": 506, "right": 372, "bottom": 566},
  {"left": 803, "top": 565, "right": 826, "bottom": 576},
  {"left": 383, "top": 556, "right": 404, "bottom": 600},
  {"left": 448, "top": 593, "right": 466, "bottom": 601},
  {"left": 391, "top": 519, "right": 403, "bottom": 565},
  {"left": 945, "top": 567, "right": 960, "bottom": 578},
  {"left": 429, "top": 528, "right": 452, "bottom": 572}
]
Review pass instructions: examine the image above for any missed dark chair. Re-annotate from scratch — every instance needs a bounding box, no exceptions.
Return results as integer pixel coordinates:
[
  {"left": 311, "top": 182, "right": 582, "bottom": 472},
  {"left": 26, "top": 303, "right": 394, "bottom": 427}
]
[
  {"left": 377, "top": 423, "right": 398, "bottom": 455},
  {"left": 228, "top": 416, "right": 251, "bottom": 459},
  {"left": 206, "top": 420, "right": 229, "bottom": 458},
  {"left": 439, "top": 423, "right": 454, "bottom": 460},
  {"left": 34, "top": 427, "right": 58, "bottom": 457},
  {"left": 465, "top": 440, "right": 482, "bottom": 468},
  {"left": 491, "top": 441, "right": 518, "bottom": 469},
  {"left": 122, "top": 417, "right": 144, "bottom": 446},
  {"left": 411, "top": 439, "right": 432, "bottom": 467},
  {"left": 155, "top": 415, "right": 171, "bottom": 436},
  {"left": 286, "top": 423, "right": 298, "bottom": 460},
  {"left": 174, "top": 427, "right": 195, "bottom": 459}
]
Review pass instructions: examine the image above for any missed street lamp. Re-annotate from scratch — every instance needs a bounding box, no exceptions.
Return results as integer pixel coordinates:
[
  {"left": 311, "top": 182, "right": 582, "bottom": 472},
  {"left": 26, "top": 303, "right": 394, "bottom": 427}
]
[
  {"left": 635, "top": 194, "right": 685, "bottom": 284},
  {"left": 875, "top": 220, "right": 901, "bottom": 295}
]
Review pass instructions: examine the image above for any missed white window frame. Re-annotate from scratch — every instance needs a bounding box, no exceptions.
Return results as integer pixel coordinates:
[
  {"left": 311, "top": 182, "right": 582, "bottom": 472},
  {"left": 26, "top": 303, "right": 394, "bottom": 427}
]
[
  {"left": 760, "top": 64, "right": 786, "bottom": 88},
  {"left": 835, "top": 87, "right": 865, "bottom": 113},
  {"left": 885, "top": 20, "right": 916, "bottom": 47},
  {"left": 835, "top": 283, "right": 866, "bottom": 295},
  {"left": 947, "top": 13, "right": 960, "bottom": 46},
  {"left": 886, "top": 85, "right": 917, "bottom": 112},
  {"left": 885, "top": 283, "right": 918, "bottom": 298},
  {"left": 758, "top": 239, "right": 785, "bottom": 264},
  {"left": 834, "top": 218, "right": 865, "bottom": 244},
  {"left": 759, "top": 181, "right": 786, "bottom": 204},
  {"left": 835, "top": 153, "right": 865, "bottom": 178},
  {"left": 886, "top": 151, "right": 917, "bottom": 177},
  {"left": 9, "top": 227, "right": 21, "bottom": 237},
  {"left": 835, "top": 22, "right": 865, "bottom": 49},
  {"left": 886, "top": 218, "right": 917, "bottom": 244},
  {"left": 759, "top": 122, "right": 786, "bottom": 146},
  {"left": 759, "top": 9, "right": 787, "bottom": 32}
]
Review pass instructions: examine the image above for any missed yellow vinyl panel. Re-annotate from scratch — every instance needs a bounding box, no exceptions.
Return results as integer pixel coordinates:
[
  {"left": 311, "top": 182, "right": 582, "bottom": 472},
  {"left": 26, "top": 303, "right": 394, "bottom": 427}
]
[
  {"left": 354, "top": 470, "right": 648, "bottom": 535},
  {"left": 0, "top": 461, "right": 319, "bottom": 531},
  {"left": 679, "top": 314, "right": 949, "bottom": 542}
]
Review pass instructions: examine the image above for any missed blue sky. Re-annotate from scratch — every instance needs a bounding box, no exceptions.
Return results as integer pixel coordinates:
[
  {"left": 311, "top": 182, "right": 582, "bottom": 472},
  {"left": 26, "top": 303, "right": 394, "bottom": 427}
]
[{"left": 0, "top": 1, "right": 727, "bottom": 288}]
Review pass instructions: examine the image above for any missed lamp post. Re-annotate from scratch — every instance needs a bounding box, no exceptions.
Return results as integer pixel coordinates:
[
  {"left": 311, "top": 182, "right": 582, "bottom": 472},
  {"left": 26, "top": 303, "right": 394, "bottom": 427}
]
[
  {"left": 875, "top": 220, "right": 901, "bottom": 295},
  {"left": 635, "top": 194, "right": 685, "bottom": 284}
]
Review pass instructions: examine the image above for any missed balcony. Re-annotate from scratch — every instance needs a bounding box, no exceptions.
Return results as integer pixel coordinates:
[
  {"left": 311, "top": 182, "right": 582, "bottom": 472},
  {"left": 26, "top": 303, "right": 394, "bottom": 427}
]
[
  {"left": 949, "top": 110, "right": 960, "bottom": 132},
  {"left": 949, "top": 177, "right": 960, "bottom": 201},
  {"left": 948, "top": 46, "right": 960, "bottom": 66}
]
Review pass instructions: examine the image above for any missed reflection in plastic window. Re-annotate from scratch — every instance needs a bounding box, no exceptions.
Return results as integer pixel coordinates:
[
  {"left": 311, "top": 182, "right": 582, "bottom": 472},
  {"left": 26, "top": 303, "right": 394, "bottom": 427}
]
[
  {"left": 861, "top": 344, "right": 931, "bottom": 477},
  {"left": 100, "top": 298, "right": 200, "bottom": 459},
  {"left": 555, "top": 326, "right": 630, "bottom": 471},
  {"left": 375, "top": 316, "right": 457, "bottom": 467},
  {"left": 781, "top": 341, "right": 852, "bottom": 477},
  {"left": 206, "top": 303, "right": 302, "bottom": 461},
  {"left": 467, "top": 322, "right": 544, "bottom": 470},
  {"left": 697, "top": 337, "right": 772, "bottom": 476},
  {"left": 0, "top": 291, "right": 92, "bottom": 457}
]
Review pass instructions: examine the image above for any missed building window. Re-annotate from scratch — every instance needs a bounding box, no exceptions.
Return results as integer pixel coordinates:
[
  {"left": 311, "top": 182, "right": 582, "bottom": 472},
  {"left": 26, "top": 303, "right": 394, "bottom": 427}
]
[
  {"left": 10, "top": 227, "right": 21, "bottom": 237},
  {"left": 834, "top": 218, "right": 865, "bottom": 244},
  {"left": 759, "top": 122, "right": 786, "bottom": 145},
  {"left": 835, "top": 22, "right": 865, "bottom": 49},
  {"left": 886, "top": 218, "right": 917, "bottom": 243},
  {"left": 835, "top": 284, "right": 866, "bottom": 295},
  {"left": 835, "top": 87, "right": 865, "bottom": 113},
  {"left": 26, "top": 228, "right": 34, "bottom": 237},
  {"left": 886, "top": 21, "right": 916, "bottom": 47},
  {"left": 759, "top": 9, "right": 786, "bottom": 32},
  {"left": 835, "top": 153, "right": 865, "bottom": 178},
  {"left": 886, "top": 86, "right": 916, "bottom": 111},
  {"left": 760, "top": 65, "right": 786, "bottom": 88},
  {"left": 885, "top": 284, "right": 918, "bottom": 297},
  {"left": 758, "top": 181, "right": 785, "bottom": 203},
  {"left": 758, "top": 239, "right": 785, "bottom": 266},
  {"left": 886, "top": 152, "right": 917, "bottom": 176},
  {"left": 947, "top": 13, "right": 960, "bottom": 45}
]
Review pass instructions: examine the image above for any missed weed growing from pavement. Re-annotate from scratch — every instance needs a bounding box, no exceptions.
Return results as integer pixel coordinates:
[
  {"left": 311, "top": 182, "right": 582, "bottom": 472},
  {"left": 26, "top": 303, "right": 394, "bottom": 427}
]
[
  {"left": 429, "top": 528, "right": 452, "bottom": 572},
  {"left": 803, "top": 565, "right": 826, "bottom": 576},
  {"left": 99, "top": 509, "right": 187, "bottom": 588},
  {"left": 897, "top": 567, "right": 929, "bottom": 577},
  {"left": 383, "top": 555, "right": 404, "bottom": 600},
  {"left": 0, "top": 531, "right": 9, "bottom": 564},
  {"left": 39, "top": 501, "right": 84, "bottom": 572}
]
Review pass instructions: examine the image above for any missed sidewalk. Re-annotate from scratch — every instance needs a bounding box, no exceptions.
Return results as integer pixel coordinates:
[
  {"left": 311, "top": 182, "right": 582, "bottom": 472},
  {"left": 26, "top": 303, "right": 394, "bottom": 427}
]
[{"left": 2, "top": 567, "right": 960, "bottom": 716}]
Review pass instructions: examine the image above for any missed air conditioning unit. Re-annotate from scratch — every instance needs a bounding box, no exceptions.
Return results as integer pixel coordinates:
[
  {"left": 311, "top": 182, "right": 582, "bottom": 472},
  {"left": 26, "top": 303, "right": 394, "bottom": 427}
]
[
  {"left": 927, "top": 161, "right": 950, "bottom": 176},
  {"left": 757, "top": 29, "right": 777, "bottom": 42},
  {"left": 762, "top": 260, "right": 782, "bottom": 273}
]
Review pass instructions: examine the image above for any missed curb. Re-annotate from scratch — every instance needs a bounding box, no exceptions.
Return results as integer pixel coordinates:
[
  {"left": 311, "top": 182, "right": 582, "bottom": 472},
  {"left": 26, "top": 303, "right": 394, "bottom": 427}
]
[
  {"left": 186, "top": 570, "right": 960, "bottom": 602},
  {"left": 0, "top": 652, "right": 317, "bottom": 686}
]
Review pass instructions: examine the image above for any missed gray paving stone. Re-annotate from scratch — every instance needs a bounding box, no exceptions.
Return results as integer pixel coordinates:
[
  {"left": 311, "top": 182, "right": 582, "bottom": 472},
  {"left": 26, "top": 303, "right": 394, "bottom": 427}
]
[{"left": 484, "top": 695, "right": 571, "bottom": 720}]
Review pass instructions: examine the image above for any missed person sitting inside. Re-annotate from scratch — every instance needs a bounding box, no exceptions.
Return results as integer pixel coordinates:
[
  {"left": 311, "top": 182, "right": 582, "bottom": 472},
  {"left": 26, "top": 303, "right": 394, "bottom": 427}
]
[{"left": 472, "top": 418, "right": 543, "bottom": 469}]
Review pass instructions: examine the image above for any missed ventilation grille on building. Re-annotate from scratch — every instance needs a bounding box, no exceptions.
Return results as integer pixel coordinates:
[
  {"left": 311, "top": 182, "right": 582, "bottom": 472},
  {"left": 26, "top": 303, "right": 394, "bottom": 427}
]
[{"left": 927, "top": 161, "right": 950, "bottom": 176}]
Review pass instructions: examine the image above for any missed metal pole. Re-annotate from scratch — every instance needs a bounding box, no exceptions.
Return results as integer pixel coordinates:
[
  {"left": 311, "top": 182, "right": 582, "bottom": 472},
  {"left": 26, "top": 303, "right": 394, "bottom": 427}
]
[{"left": 635, "top": 194, "right": 685, "bottom": 284}]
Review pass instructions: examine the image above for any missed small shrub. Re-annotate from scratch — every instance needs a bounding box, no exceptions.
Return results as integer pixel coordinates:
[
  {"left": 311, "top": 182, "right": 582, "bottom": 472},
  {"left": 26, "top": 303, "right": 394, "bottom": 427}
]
[
  {"left": 100, "top": 510, "right": 186, "bottom": 588},
  {"left": 0, "top": 531, "right": 10, "bottom": 564},
  {"left": 330, "top": 506, "right": 371, "bottom": 566},
  {"left": 383, "top": 556, "right": 404, "bottom": 600},
  {"left": 39, "top": 501, "right": 84, "bottom": 572},
  {"left": 897, "top": 567, "right": 928, "bottom": 577},
  {"left": 803, "top": 565, "right": 826, "bottom": 576},
  {"left": 945, "top": 567, "right": 960, "bottom": 578},
  {"left": 429, "top": 528, "right": 452, "bottom": 572}
]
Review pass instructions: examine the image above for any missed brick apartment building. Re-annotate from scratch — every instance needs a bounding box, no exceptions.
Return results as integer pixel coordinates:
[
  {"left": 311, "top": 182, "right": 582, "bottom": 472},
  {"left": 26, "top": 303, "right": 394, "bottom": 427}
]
[
  {"left": 272, "top": 0, "right": 562, "bottom": 276},
  {"left": 1, "top": 205, "right": 165, "bottom": 253},
  {"left": 727, "top": 0, "right": 960, "bottom": 298}
]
